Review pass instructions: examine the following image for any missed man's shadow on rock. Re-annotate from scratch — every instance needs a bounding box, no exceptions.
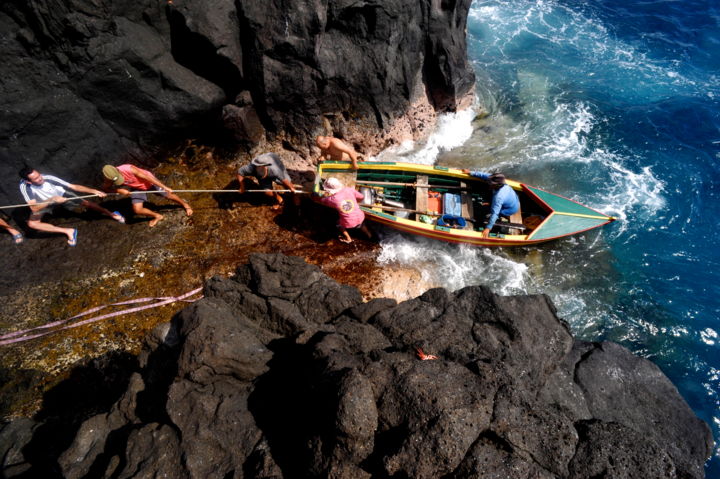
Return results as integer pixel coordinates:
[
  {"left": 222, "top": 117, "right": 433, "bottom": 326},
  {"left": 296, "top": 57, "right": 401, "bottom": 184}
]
[
  {"left": 272, "top": 196, "right": 344, "bottom": 244},
  {"left": 213, "top": 178, "right": 275, "bottom": 210},
  {"left": 213, "top": 178, "right": 348, "bottom": 244}
]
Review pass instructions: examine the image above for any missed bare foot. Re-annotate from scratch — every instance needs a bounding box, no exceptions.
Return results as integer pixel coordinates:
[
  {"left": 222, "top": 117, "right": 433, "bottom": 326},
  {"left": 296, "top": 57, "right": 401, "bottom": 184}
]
[
  {"left": 270, "top": 203, "right": 283, "bottom": 211},
  {"left": 338, "top": 236, "right": 352, "bottom": 244},
  {"left": 149, "top": 215, "right": 164, "bottom": 227},
  {"left": 184, "top": 205, "right": 193, "bottom": 216}
]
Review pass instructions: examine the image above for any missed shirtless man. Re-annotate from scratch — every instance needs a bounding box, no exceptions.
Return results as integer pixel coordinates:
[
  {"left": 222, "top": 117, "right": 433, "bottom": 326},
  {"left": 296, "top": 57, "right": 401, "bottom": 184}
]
[{"left": 315, "top": 136, "right": 360, "bottom": 169}]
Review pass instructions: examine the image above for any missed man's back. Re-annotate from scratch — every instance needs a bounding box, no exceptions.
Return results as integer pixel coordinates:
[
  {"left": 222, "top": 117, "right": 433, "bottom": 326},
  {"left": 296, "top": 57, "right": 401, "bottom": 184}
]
[{"left": 493, "top": 184, "right": 520, "bottom": 216}]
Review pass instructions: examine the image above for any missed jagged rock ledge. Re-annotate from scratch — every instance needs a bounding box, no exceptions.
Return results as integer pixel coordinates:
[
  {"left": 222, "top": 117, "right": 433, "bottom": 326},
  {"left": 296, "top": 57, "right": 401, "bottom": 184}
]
[{"left": 0, "top": 254, "right": 712, "bottom": 478}]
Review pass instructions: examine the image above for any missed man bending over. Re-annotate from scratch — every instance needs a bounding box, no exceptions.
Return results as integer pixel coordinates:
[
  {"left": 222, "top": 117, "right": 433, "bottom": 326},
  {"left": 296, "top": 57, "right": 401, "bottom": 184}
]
[
  {"left": 315, "top": 136, "right": 360, "bottom": 169},
  {"left": 19, "top": 166, "right": 124, "bottom": 246},
  {"left": 102, "top": 164, "right": 193, "bottom": 227}
]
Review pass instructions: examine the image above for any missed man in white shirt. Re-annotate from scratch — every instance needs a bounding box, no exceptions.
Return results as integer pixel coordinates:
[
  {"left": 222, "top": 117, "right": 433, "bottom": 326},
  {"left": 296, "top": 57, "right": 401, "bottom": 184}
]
[{"left": 19, "top": 166, "right": 124, "bottom": 246}]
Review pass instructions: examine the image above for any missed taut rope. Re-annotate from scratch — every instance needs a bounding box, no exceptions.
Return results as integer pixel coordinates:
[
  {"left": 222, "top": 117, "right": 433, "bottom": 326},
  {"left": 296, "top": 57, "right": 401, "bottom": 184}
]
[{"left": 0, "top": 187, "right": 309, "bottom": 210}]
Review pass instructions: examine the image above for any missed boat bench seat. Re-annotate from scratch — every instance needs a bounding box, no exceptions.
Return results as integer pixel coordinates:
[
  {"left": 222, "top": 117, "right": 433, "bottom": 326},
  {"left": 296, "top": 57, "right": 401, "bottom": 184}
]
[
  {"left": 416, "top": 174, "right": 429, "bottom": 215},
  {"left": 460, "top": 182, "right": 474, "bottom": 230},
  {"left": 507, "top": 209, "right": 523, "bottom": 235}
]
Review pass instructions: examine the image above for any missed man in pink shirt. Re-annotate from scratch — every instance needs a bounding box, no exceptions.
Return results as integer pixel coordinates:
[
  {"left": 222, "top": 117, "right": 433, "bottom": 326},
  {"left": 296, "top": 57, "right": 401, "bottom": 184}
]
[
  {"left": 102, "top": 164, "right": 193, "bottom": 227},
  {"left": 316, "top": 177, "right": 371, "bottom": 243}
]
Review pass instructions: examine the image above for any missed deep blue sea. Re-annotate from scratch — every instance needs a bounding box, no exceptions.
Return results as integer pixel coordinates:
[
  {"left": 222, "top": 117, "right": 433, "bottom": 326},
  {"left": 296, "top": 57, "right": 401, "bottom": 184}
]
[{"left": 374, "top": 0, "right": 720, "bottom": 473}]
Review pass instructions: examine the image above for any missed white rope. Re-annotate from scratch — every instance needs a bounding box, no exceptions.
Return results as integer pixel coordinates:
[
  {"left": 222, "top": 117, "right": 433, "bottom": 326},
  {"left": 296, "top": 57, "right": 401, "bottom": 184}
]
[
  {"left": 0, "top": 194, "right": 105, "bottom": 210},
  {"left": 0, "top": 188, "right": 309, "bottom": 210},
  {"left": 129, "top": 188, "right": 307, "bottom": 194}
]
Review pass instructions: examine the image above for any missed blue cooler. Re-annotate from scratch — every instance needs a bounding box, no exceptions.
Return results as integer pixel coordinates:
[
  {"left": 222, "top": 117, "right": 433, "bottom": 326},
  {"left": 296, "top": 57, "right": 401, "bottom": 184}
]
[{"left": 443, "top": 192, "right": 462, "bottom": 216}]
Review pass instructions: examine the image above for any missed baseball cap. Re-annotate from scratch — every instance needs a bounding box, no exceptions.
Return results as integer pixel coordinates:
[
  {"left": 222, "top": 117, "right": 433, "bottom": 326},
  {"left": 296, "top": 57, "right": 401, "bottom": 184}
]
[{"left": 102, "top": 165, "right": 124, "bottom": 186}]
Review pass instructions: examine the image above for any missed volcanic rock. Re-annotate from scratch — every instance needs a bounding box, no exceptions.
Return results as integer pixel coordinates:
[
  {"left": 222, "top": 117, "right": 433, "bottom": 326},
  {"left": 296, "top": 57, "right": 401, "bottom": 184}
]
[
  {"left": 0, "top": 0, "right": 475, "bottom": 203},
  {"left": 0, "top": 253, "right": 712, "bottom": 478}
]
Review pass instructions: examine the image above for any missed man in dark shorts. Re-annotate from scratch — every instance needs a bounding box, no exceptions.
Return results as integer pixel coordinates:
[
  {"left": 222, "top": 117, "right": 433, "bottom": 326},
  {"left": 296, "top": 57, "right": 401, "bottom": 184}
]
[
  {"left": 102, "top": 164, "right": 192, "bottom": 227},
  {"left": 461, "top": 169, "right": 519, "bottom": 238},
  {"left": 19, "top": 166, "right": 124, "bottom": 246},
  {"left": 237, "top": 153, "right": 296, "bottom": 210}
]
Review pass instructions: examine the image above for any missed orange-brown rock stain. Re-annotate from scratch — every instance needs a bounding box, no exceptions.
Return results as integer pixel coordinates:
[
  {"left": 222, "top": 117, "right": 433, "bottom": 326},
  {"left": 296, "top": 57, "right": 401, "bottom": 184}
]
[{"left": 0, "top": 146, "right": 388, "bottom": 419}]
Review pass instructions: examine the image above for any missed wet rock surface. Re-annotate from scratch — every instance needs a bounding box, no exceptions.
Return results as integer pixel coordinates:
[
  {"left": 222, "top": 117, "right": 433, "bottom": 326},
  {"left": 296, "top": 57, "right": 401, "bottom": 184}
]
[
  {"left": 1, "top": 253, "right": 711, "bottom": 478},
  {"left": 0, "top": 151, "right": 394, "bottom": 420}
]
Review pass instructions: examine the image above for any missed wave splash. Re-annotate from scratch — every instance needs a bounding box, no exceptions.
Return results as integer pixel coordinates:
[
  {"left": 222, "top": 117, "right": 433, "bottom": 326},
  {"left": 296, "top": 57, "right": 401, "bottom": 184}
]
[
  {"left": 371, "top": 0, "right": 668, "bottom": 307},
  {"left": 376, "top": 233, "right": 529, "bottom": 296},
  {"left": 370, "top": 108, "right": 477, "bottom": 165}
]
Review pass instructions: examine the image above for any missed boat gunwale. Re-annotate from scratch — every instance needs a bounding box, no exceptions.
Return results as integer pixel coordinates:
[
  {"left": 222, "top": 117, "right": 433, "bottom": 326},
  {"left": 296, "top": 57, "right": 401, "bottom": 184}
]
[{"left": 316, "top": 160, "right": 615, "bottom": 246}]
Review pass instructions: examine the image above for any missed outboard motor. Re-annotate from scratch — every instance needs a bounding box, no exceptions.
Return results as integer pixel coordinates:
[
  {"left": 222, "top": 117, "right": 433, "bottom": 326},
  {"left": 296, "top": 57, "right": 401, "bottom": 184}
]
[{"left": 359, "top": 186, "right": 375, "bottom": 206}]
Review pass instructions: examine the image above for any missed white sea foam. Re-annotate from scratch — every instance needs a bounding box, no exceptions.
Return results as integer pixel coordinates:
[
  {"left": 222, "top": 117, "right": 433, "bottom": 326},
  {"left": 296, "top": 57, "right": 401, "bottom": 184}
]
[
  {"left": 471, "top": 92, "right": 665, "bottom": 238},
  {"left": 376, "top": 233, "right": 529, "bottom": 296},
  {"left": 464, "top": 2, "right": 720, "bottom": 466},
  {"left": 525, "top": 102, "right": 596, "bottom": 164},
  {"left": 595, "top": 160, "right": 665, "bottom": 232},
  {"left": 370, "top": 0, "right": 666, "bottom": 310},
  {"left": 370, "top": 108, "right": 477, "bottom": 165},
  {"left": 468, "top": 0, "right": 719, "bottom": 101}
]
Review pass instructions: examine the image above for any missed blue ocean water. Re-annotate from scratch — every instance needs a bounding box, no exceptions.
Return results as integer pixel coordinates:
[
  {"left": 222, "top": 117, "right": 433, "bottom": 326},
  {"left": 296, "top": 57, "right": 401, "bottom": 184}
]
[
  {"left": 377, "top": 0, "right": 720, "bottom": 473},
  {"left": 468, "top": 0, "right": 720, "bottom": 471}
]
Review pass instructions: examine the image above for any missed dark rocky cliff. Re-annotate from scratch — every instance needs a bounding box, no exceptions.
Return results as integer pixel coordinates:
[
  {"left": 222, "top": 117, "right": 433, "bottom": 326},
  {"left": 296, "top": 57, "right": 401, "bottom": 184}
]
[
  {"left": 0, "top": 254, "right": 711, "bottom": 478},
  {"left": 0, "top": 0, "right": 475, "bottom": 202}
]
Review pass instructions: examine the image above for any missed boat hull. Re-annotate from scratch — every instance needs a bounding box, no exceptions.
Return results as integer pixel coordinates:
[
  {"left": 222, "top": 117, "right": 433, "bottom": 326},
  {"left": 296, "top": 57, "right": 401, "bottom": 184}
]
[{"left": 316, "top": 161, "right": 615, "bottom": 247}]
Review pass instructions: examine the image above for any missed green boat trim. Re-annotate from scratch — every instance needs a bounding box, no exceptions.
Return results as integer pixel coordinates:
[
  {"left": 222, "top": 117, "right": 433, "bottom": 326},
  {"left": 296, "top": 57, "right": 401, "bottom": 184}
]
[
  {"left": 316, "top": 160, "right": 616, "bottom": 246},
  {"left": 524, "top": 185, "right": 612, "bottom": 218}
]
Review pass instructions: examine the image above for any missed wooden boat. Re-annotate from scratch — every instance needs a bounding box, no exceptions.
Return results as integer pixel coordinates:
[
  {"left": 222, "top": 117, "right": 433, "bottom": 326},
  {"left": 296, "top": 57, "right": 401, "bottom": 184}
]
[{"left": 314, "top": 161, "right": 616, "bottom": 247}]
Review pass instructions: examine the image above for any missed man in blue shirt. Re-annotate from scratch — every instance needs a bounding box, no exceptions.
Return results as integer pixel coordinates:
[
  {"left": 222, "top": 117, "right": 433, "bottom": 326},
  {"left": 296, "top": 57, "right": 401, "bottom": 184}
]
[{"left": 462, "top": 169, "right": 520, "bottom": 238}]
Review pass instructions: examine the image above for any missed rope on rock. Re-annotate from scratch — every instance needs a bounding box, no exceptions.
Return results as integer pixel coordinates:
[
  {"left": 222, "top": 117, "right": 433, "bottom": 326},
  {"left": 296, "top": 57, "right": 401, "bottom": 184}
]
[
  {"left": 0, "top": 194, "right": 106, "bottom": 210},
  {"left": 0, "top": 187, "right": 310, "bottom": 210},
  {"left": 128, "top": 188, "right": 309, "bottom": 194},
  {"left": 0, "top": 287, "right": 203, "bottom": 346}
]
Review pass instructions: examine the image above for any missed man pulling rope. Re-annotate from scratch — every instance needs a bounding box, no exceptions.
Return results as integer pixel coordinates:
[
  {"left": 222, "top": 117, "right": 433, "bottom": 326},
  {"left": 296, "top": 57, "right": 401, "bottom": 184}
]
[
  {"left": 102, "top": 164, "right": 193, "bottom": 227},
  {"left": 19, "top": 165, "right": 126, "bottom": 246}
]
